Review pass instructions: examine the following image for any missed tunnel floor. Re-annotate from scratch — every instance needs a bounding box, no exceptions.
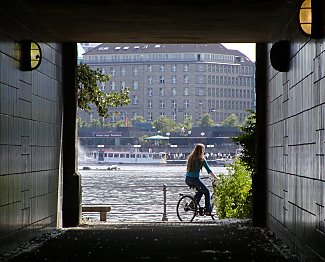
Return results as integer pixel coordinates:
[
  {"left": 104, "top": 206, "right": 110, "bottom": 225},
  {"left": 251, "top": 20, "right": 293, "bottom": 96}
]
[{"left": 3, "top": 220, "right": 300, "bottom": 262}]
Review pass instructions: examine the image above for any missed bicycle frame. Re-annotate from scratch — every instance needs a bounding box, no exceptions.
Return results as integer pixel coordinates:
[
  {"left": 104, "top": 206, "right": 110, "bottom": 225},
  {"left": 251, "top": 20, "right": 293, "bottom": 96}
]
[{"left": 176, "top": 177, "right": 216, "bottom": 222}]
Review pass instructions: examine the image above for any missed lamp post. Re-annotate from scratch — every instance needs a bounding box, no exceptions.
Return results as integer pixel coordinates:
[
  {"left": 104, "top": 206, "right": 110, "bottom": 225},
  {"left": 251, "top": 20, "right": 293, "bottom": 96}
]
[{"left": 200, "top": 132, "right": 205, "bottom": 144}]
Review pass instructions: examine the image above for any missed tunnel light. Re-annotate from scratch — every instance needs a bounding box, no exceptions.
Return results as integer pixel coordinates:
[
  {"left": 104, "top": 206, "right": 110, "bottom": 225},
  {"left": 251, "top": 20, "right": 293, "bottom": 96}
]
[
  {"left": 20, "top": 40, "right": 42, "bottom": 71},
  {"left": 299, "top": 0, "right": 324, "bottom": 38}
]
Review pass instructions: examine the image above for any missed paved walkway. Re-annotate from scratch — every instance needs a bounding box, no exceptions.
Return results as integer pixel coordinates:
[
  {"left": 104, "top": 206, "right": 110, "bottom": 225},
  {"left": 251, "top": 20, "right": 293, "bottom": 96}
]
[{"left": 4, "top": 220, "right": 300, "bottom": 262}]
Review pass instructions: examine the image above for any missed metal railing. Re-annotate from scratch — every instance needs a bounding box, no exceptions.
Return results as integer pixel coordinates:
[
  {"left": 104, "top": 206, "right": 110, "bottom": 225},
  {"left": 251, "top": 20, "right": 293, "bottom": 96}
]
[{"left": 81, "top": 184, "right": 214, "bottom": 222}]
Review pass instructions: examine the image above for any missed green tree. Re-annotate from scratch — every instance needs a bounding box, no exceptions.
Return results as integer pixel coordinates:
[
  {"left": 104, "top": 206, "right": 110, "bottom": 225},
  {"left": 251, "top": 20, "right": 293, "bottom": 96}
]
[
  {"left": 182, "top": 116, "right": 193, "bottom": 132},
  {"left": 77, "top": 63, "right": 130, "bottom": 118},
  {"left": 199, "top": 113, "right": 215, "bottom": 127},
  {"left": 132, "top": 115, "right": 145, "bottom": 123},
  {"left": 153, "top": 116, "right": 178, "bottom": 133},
  {"left": 108, "top": 120, "right": 123, "bottom": 128},
  {"left": 89, "top": 118, "right": 102, "bottom": 127},
  {"left": 232, "top": 110, "right": 256, "bottom": 172},
  {"left": 222, "top": 113, "right": 239, "bottom": 127},
  {"left": 77, "top": 117, "right": 89, "bottom": 128}
]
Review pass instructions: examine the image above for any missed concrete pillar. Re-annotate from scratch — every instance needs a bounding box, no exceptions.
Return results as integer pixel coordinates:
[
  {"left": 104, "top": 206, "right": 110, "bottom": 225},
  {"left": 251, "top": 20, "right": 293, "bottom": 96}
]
[
  {"left": 62, "top": 43, "right": 81, "bottom": 227},
  {"left": 253, "top": 43, "right": 268, "bottom": 227}
]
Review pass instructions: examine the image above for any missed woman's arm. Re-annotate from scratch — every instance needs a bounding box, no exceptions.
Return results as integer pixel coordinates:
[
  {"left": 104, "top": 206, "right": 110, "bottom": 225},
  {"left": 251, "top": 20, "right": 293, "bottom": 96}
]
[{"left": 203, "top": 158, "right": 218, "bottom": 180}]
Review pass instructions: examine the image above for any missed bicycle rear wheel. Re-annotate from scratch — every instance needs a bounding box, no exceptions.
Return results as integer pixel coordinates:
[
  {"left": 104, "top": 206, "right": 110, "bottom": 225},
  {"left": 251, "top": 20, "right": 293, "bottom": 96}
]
[{"left": 176, "top": 195, "right": 197, "bottom": 222}]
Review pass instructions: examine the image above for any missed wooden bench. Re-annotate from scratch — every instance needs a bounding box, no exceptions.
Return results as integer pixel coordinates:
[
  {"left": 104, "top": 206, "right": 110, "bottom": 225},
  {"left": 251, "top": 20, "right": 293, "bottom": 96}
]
[{"left": 82, "top": 205, "right": 111, "bottom": 221}]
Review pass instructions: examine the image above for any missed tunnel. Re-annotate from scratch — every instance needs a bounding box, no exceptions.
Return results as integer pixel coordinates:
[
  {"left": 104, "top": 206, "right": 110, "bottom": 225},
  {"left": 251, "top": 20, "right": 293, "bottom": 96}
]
[{"left": 0, "top": 0, "right": 324, "bottom": 260}]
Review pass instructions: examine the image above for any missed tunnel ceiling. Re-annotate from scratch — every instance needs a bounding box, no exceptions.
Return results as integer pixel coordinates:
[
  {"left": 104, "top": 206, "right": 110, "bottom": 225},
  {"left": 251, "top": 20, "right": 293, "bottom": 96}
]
[{"left": 1, "top": 0, "right": 298, "bottom": 43}]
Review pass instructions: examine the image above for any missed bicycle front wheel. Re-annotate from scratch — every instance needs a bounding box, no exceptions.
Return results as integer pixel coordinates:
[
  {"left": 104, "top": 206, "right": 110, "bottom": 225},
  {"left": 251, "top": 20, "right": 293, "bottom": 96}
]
[{"left": 176, "top": 195, "right": 197, "bottom": 222}]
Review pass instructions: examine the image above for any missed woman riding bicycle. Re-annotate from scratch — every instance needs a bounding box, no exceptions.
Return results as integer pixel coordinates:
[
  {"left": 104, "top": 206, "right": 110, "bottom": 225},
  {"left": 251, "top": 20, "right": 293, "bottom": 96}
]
[{"left": 185, "top": 143, "right": 218, "bottom": 215}]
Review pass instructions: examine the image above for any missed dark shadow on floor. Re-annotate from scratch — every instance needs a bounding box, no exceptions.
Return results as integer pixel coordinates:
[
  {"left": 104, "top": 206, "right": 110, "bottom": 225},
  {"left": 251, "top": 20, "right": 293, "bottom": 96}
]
[{"left": 4, "top": 220, "right": 300, "bottom": 262}]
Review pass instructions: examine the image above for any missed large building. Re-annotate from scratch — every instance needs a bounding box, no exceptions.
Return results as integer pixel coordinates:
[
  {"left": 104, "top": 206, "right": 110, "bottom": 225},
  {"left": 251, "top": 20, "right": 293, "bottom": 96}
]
[{"left": 81, "top": 44, "right": 255, "bottom": 125}]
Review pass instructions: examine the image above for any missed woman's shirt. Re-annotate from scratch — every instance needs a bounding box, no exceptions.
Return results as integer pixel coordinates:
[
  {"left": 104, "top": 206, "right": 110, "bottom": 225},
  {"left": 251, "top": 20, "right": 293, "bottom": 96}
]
[{"left": 185, "top": 158, "right": 212, "bottom": 178}]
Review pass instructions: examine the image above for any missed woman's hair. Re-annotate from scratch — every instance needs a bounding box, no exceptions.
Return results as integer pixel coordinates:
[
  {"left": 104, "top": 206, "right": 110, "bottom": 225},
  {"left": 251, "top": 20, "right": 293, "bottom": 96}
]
[{"left": 186, "top": 143, "right": 205, "bottom": 172}]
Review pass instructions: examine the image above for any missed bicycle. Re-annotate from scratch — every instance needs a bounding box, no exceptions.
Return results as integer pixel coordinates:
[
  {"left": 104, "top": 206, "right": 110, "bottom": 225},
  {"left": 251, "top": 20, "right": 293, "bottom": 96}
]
[{"left": 176, "top": 176, "right": 217, "bottom": 222}]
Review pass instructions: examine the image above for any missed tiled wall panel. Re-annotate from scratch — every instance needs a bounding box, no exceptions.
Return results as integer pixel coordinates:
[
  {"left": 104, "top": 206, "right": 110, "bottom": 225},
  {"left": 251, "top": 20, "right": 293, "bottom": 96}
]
[
  {"left": 266, "top": 21, "right": 325, "bottom": 261},
  {"left": 0, "top": 25, "right": 63, "bottom": 251}
]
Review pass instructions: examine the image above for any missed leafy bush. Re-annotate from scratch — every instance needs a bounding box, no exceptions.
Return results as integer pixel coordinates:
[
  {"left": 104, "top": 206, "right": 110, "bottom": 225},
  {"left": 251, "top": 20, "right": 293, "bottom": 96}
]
[{"left": 213, "top": 158, "right": 252, "bottom": 219}]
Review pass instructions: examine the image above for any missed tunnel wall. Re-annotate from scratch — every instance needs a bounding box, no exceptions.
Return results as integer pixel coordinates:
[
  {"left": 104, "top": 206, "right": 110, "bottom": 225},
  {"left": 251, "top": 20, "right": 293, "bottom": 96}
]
[
  {"left": 266, "top": 26, "right": 325, "bottom": 262},
  {"left": 0, "top": 22, "right": 63, "bottom": 251}
]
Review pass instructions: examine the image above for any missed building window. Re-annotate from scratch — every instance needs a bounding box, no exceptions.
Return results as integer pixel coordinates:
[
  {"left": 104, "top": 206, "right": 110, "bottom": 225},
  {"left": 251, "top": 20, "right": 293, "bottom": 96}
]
[
  {"left": 147, "top": 87, "right": 153, "bottom": 96},
  {"left": 159, "top": 87, "right": 165, "bottom": 96},
  {"left": 184, "top": 64, "right": 189, "bottom": 71},
  {"left": 133, "top": 67, "right": 138, "bottom": 76},
  {"left": 160, "top": 100, "right": 165, "bottom": 108},
  {"left": 172, "top": 112, "right": 177, "bottom": 121},
  {"left": 110, "top": 67, "right": 115, "bottom": 76},
  {"left": 121, "top": 81, "right": 126, "bottom": 90},
  {"left": 183, "top": 75, "right": 189, "bottom": 84},
  {"left": 197, "top": 87, "right": 205, "bottom": 96},
  {"left": 111, "top": 81, "right": 116, "bottom": 91},
  {"left": 147, "top": 76, "right": 153, "bottom": 84},
  {"left": 160, "top": 65, "right": 165, "bottom": 72},
  {"left": 132, "top": 95, "right": 139, "bottom": 105},
  {"left": 184, "top": 112, "right": 189, "bottom": 119},
  {"left": 184, "top": 87, "right": 189, "bottom": 96},
  {"left": 184, "top": 100, "right": 189, "bottom": 108},
  {"left": 160, "top": 76, "right": 165, "bottom": 84},
  {"left": 172, "top": 100, "right": 177, "bottom": 108},
  {"left": 132, "top": 81, "right": 139, "bottom": 90},
  {"left": 172, "top": 87, "right": 177, "bottom": 96},
  {"left": 148, "top": 100, "right": 152, "bottom": 108},
  {"left": 160, "top": 112, "right": 165, "bottom": 117},
  {"left": 100, "top": 82, "right": 105, "bottom": 91},
  {"left": 109, "top": 114, "right": 116, "bottom": 123},
  {"left": 172, "top": 75, "right": 177, "bottom": 84},
  {"left": 121, "top": 67, "right": 126, "bottom": 76},
  {"left": 147, "top": 65, "right": 152, "bottom": 72},
  {"left": 172, "top": 64, "right": 177, "bottom": 72},
  {"left": 197, "top": 64, "right": 204, "bottom": 71},
  {"left": 147, "top": 112, "right": 152, "bottom": 121}
]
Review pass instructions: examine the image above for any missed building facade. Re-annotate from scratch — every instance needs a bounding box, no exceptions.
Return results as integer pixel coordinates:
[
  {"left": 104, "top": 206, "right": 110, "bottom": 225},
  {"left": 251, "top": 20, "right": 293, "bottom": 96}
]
[{"left": 81, "top": 44, "right": 255, "bottom": 125}]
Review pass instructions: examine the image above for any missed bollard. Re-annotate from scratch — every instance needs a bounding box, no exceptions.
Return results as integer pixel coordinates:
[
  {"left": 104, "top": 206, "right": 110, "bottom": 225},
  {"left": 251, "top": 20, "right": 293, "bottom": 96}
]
[{"left": 162, "top": 184, "right": 168, "bottom": 221}]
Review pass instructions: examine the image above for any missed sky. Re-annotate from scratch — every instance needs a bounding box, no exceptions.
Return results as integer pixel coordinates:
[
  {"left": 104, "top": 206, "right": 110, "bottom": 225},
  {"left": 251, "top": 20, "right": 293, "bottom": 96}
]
[{"left": 222, "top": 43, "right": 256, "bottom": 62}]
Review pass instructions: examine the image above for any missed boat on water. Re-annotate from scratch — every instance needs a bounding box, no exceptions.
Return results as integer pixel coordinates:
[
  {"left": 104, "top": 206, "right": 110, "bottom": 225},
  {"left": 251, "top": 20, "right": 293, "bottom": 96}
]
[{"left": 91, "top": 150, "right": 167, "bottom": 165}]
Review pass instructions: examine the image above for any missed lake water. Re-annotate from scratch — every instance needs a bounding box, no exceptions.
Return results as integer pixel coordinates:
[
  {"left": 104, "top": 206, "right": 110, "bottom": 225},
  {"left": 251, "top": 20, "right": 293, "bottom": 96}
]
[{"left": 80, "top": 164, "right": 228, "bottom": 222}]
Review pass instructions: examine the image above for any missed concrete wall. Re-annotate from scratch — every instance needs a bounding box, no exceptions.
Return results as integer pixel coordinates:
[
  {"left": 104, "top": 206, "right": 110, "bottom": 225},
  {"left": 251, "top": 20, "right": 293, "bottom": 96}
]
[
  {"left": 0, "top": 27, "right": 63, "bottom": 250},
  {"left": 266, "top": 23, "right": 325, "bottom": 262}
]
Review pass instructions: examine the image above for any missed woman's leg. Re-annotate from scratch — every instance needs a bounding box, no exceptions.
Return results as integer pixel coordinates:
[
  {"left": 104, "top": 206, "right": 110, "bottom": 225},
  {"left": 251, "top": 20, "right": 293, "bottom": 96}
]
[{"left": 185, "top": 177, "right": 211, "bottom": 211}]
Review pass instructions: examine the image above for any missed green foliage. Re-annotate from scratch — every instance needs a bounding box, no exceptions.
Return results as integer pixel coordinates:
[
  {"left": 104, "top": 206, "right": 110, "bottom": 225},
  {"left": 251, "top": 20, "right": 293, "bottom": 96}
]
[
  {"left": 153, "top": 116, "right": 179, "bottom": 133},
  {"left": 138, "top": 135, "right": 149, "bottom": 145},
  {"left": 77, "top": 63, "right": 130, "bottom": 118},
  {"left": 182, "top": 116, "right": 193, "bottom": 132},
  {"left": 221, "top": 113, "right": 239, "bottom": 127},
  {"left": 132, "top": 115, "right": 145, "bottom": 123},
  {"left": 89, "top": 118, "right": 102, "bottom": 127},
  {"left": 77, "top": 117, "right": 89, "bottom": 127},
  {"left": 232, "top": 110, "right": 256, "bottom": 172},
  {"left": 111, "top": 119, "right": 127, "bottom": 128},
  {"left": 198, "top": 113, "right": 215, "bottom": 127},
  {"left": 213, "top": 158, "right": 252, "bottom": 219}
]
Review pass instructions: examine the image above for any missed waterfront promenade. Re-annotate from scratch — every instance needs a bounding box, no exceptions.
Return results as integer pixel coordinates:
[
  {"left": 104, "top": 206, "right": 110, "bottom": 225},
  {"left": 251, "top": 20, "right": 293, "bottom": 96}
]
[{"left": 4, "top": 220, "right": 300, "bottom": 262}]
